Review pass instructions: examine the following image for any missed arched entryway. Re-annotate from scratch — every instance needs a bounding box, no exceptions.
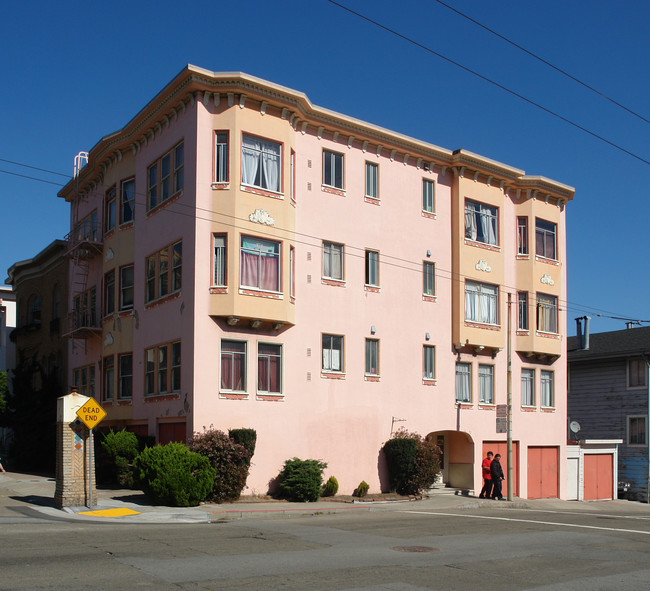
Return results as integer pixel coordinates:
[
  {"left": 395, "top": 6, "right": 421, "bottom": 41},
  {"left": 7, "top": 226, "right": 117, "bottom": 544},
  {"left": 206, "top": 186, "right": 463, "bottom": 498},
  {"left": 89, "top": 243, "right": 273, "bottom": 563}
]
[{"left": 427, "top": 430, "right": 475, "bottom": 490}]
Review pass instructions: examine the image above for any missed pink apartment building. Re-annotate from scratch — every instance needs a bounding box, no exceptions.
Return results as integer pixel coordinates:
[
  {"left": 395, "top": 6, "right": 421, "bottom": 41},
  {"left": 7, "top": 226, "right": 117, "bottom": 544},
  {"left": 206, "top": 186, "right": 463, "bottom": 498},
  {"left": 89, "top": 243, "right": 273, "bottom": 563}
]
[{"left": 59, "top": 66, "right": 574, "bottom": 499}]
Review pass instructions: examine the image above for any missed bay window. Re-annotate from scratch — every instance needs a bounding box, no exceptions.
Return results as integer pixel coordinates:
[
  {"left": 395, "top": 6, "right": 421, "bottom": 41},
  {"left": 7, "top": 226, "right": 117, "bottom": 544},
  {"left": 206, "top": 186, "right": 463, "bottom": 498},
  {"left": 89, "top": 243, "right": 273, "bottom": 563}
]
[
  {"left": 537, "top": 293, "right": 558, "bottom": 333},
  {"left": 242, "top": 134, "right": 281, "bottom": 192},
  {"left": 536, "top": 218, "right": 557, "bottom": 260},
  {"left": 465, "top": 281, "right": 498, "bottom": 325},
  {"left": 240, "top": 236, "right": 280, "bottom": 292},
  {"left": 465, "top": 200, "right": 498, "bottom": 245}
]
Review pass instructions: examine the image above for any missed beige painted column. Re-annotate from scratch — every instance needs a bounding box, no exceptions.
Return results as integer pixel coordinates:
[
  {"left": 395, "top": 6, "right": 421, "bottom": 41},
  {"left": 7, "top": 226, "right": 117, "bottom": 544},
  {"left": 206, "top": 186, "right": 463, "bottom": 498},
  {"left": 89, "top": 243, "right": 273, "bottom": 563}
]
[{"left": 54, "top": 392, "right": 96, "bottom": 508}]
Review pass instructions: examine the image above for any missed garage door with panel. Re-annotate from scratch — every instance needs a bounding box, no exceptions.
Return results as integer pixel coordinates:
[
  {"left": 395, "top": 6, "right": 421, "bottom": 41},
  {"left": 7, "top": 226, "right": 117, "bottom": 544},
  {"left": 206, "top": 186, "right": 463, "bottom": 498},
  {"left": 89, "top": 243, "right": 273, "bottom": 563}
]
[
  {"left": 584, "top": 453, "right": 613, "bottom": 500},
  {"left": 528, "top": 446, "right": 559, "bottom": 499}
]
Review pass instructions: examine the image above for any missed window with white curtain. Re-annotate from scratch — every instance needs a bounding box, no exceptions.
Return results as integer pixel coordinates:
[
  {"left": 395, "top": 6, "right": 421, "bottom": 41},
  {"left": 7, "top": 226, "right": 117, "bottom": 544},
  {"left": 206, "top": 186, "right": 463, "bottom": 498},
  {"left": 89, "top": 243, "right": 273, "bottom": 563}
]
[
  {"left": 465, "top": 200, "right": 498, "bottom": 245},
  {"left": 213, "top": 234, "right": 227, "bottom": 286},
  {"left": 242, "top": 134, "right": 281, "bottom": 192},
  {"left": 536, "top": 293, "right": 558, "bottom": 333},
  {"left": 521, "top": 368, "right": 535, "bottom": 406},
  {"left": 322, "top": 334, "right": 344, "bottom": 372},
  {"left": 465, "top": 281, "right": 498, "bottom": 324},
  {"left": 456, "top": 362, "right": 471, "bottom": 402},
  {"left": 541, "top": 370, "right": 554, "bottom": 407},
  {"left": 323, "top": 241, "right": 344, "bottom": 281},
  {"left": 214, "top": 131, "right": 229, "bottom": 183},
  {"left": 479, "top": 365, "right": 494, "bottom": 404}
]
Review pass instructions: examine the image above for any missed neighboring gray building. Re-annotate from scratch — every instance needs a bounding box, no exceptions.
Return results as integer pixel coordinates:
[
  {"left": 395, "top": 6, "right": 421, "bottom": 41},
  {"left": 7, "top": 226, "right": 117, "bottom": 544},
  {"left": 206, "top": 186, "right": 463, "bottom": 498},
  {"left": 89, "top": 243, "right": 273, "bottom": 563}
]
[{"left": 568, "top": 326, "right": 650, "bottom": 502}]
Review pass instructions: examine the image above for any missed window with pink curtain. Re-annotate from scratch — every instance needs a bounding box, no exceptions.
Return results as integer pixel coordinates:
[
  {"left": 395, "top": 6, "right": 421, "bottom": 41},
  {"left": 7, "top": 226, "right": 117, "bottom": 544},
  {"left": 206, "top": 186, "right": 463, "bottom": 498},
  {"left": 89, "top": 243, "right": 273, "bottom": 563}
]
[
  {"left": 240, "top": 237, "right": 280, "bottom": 291},
  {"left": 258, "top": 343, "right": 281, "bottom": 394},
  {"left": 221, "top": 340, "right": 246, "bottom": 392}
]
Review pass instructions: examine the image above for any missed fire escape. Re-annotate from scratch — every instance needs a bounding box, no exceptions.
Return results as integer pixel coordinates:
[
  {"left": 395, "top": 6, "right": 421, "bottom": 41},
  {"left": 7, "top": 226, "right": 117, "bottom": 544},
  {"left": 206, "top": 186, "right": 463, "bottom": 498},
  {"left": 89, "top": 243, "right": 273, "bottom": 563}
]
[{"left": 64, "top": 152, "right": 103, "bottom": 344}]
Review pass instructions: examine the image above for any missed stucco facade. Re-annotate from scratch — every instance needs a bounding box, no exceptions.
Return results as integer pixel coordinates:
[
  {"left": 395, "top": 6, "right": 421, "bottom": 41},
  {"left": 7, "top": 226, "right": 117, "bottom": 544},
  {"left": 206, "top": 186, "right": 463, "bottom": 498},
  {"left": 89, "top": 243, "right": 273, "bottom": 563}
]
[{"left": 58, "top": 66, "right": 574, "bottom": 498}]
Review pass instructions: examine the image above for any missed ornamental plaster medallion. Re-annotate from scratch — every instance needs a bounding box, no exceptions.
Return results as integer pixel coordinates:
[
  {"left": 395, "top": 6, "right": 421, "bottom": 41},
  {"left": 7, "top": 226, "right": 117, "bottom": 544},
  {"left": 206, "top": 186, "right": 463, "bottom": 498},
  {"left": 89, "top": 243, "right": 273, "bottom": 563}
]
[
  {"left": 475, "top": 259, "right": 492, "bottom": 272},
  {"left": 105, "top": 248, "right": 115, "bottom": 262},
  {"left": 104, "top": 332, "right": 114, "bottom": 347},
  {"left": 249, "top": 209, "right": 275, "bottom": 226},
  {"left": 541, "top": 273, "right": 555, "bottom": 286}
]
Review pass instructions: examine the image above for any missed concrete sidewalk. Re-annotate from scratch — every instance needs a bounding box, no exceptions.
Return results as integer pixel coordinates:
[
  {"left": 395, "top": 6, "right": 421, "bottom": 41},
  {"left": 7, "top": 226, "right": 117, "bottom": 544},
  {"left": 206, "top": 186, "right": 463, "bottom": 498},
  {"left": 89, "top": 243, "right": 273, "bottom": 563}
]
[{"left": 1, "top": 471, "right": 648, "bottom": 524}]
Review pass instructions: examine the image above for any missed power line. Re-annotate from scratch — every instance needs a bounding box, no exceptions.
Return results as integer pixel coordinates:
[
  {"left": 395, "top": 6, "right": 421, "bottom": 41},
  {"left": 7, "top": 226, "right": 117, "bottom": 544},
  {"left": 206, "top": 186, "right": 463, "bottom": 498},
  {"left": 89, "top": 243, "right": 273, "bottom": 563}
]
[
  {"left": 1, "top": 159, "right": 646, "bottom": 326},
  {"left": 0, "top": 158, "right": 70, "bottom": 178},
  {"left": 430, "top": 0, "right": 650, "bottom": 126},
  {"left": 0, "top": 168, "right": 66, "bottom": 187},
  {"left": 325, "top": 1, "right": 650, "bottom": 166}
]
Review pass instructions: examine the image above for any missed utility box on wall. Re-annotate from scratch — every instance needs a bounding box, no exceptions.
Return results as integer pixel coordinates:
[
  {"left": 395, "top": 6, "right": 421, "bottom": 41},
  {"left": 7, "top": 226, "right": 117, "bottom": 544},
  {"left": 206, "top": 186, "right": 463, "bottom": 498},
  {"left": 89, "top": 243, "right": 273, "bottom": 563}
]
[{"left": 54, "top": 392, "right": 96, "bottom": 508}]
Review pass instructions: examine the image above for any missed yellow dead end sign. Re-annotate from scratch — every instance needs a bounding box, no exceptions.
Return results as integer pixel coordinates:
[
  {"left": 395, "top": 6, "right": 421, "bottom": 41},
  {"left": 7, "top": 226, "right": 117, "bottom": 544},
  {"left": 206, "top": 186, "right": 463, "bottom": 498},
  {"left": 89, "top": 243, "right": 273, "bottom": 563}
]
[{"left": 76, "top": 397, "right": 107, "bottom": 430}]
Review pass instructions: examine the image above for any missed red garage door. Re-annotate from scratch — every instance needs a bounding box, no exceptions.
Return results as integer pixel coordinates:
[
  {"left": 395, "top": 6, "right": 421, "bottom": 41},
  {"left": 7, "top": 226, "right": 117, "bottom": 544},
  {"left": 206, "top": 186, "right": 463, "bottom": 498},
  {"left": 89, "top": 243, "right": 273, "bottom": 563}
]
[
  {"left": 584, "top": 454, "right": 613, "bottom": 500},
  {"left": 528, "top": 446, "right": 559, "bottom": 499},
  {"left": 483, "top": 441, "right": 519, "bottom": 497},
  {"left": 159, "top": 422, "right": 186, "bottom": 445}
]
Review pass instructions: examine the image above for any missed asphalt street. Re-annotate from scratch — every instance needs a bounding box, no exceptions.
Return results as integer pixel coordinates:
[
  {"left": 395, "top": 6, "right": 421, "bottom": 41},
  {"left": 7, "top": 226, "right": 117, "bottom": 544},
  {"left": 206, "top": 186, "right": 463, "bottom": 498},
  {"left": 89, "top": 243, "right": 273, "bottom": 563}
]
[{"left": 1, "top": 473, "right": 649, "bottom": 590}]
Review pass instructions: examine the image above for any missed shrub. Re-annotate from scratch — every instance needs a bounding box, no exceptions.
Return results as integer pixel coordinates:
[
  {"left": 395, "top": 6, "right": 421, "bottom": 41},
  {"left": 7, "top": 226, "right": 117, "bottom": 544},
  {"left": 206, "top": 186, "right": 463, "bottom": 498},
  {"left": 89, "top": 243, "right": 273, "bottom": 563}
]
[
  {"left": 228, "top": 428, "right": 257, "bottom": 466},
  {"left": 189, "top": 428, "right": 252, "bottom": 502},
  {"left": 277, "top": 458, "right": 327, "bottom": 502},
  {"left": 322, "top": 475, "right": 339, "bottom": 497},
  {"left": 134, "top": 443, "right": 215, "bottom": 507},
  {"left": 382, "top": 429, "right": 440, "bottom": 495},
  {"left": 100, "top": 429, "right": 140, "bottom": 488},
  {"left": 354, "top": 480, "right": 370, "bottom": 498}
]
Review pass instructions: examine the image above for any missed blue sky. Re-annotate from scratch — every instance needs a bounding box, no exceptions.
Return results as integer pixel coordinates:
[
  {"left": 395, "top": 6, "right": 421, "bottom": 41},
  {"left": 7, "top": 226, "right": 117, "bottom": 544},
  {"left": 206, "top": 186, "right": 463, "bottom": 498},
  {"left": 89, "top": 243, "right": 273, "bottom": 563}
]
[{"left": 1, "top": 0, "right": 648, "bottom": 334}]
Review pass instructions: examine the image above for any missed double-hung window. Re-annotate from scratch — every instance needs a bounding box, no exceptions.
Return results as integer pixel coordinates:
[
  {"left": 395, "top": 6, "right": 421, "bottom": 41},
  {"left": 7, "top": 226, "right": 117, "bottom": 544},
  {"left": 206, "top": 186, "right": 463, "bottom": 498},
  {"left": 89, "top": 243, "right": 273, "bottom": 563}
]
[
  {"left": 456, "top": 362, "right": 471, "bottom": 402},
  {"left": 518, "top": 291, "right": 528, "bottom": 330},
  {"left": 214, "top": 131, "right": 229, "bottom": 183},
  {"left": 323, "top": 241, "right": 344, "bottom": 281},
  {"left": 365, "top": 162, "right": 378, "bottom": 199},
  {"left": 423, "top": 345, "right": 435, "bottom": 380},
  {"left": 323, "top": 149, "right": 344, "bottom": 189},
  {"left": 521, "top": 368, "right": 535, "bottom": 406},
  {"left": 422, "top": 179, "right": 435, "bottom": 213},
  {"left": 322, "top": 334, "right": 344, "bottom": 372},
  {"left": 365, "top": 339, "right": 379, "bottom": 376},
  {"left": 423, "top": 262, "right": 435, "bottom": 296},
  {"left": 221, "top": 340, "right": 246, "bottom": 392},
  {"left": 536, "top": 293, "right": 558, "bottom": 333},
  {"left": 105, "top": 187, "right": 116, "bottom": 233},
  {"left": 105, "top": 270, "right": 115, "bottom": 316},
  {"left": 536, "top": 218, "right": 557, "bottom": 259},
  {"left": 145, "top": 341, "right": 180, "bottom": 396},
  {"left": 628, "top": 416, "right": 647, "bottom": 446},
  {"left": 479, "top": 365, "right": 494, "bottom": 404},
  {"left": 258, "top": 343, "right": 282, "bottom": 394},
  {"left": 120, "top": 265, "right": 134, "bottom": 310},
  {"left": 119, "top": 353, "right": 133, "bottom": 400},
  {"left": 242, "top": 134, "right": 281, "bottom": 192},
  {"left": 121, "top": 178, "right": 135, "bottom": 224},
  {"left": 541, "top": 370, "right": 554, "bottom": 407},
  {"left": 146, "top": 241, "right": 182, "bottom": 303},
  {"left": 73, "top": 365, "right": 95, "bottom": 397},
  {"left": 213, "top": 235, "right": 227, "bottom": 286},
  {"left": 365, "top": 250, "right": 379, "bottom": 286},
  {"left": 465, "top": 281, "right": 498, "bottom": 325},
  {"left": 103, "top": 356, "right": 114, "bottom": 402},
  {"left": 628, "top": 358, "right": 648, "bottom": 388},
  {"left": 240, "top": 237, "right": 280, "bottom": 292},
  {"left": 465, "top": 200, "right": 498, "bottom": 245},
  {"left": 147, "top": 143, "right": 184, "bottom": 210}
]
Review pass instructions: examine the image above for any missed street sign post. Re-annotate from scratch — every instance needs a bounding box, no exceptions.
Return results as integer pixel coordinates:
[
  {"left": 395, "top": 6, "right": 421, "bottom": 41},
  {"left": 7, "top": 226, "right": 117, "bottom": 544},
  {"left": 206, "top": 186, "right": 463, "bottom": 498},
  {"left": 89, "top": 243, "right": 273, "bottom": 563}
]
[{"left": 75, "top": 397, "right": 106, "bottom": 508}]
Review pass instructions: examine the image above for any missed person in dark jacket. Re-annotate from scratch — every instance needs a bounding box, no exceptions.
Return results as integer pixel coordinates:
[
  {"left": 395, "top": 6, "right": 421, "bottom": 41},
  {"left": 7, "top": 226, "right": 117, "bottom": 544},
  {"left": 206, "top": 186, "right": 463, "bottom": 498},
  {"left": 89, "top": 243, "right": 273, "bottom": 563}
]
[{"left": 490, "top": 453, "right": 505, "bottom": 500}]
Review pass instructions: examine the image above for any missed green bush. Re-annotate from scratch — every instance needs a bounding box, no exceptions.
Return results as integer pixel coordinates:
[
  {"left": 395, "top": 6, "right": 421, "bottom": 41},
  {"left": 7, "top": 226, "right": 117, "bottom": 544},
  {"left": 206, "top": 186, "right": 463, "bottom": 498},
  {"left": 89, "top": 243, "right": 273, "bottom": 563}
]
[
  {"left": 228, "top": 428, "right": 257, "bottom": 466},
  {"left": 322, "top": 475, "right": 339, "bottom": 497},
  {"left": 134, "top": 443, "right": 215, "bottom": 507},
  {"left": 100, "top": 429, "right": 140, "bottom": 488},
  {"left": 354, "top": 480, "right": 370, "bottom": 497},
  {"left": 277, "top": 458, "right": 327, "bottom": 502},
  {"left": 189, "top": 428, "right": 252, "bottom": 502},
  {"left": 382, "top": 429, "right": 440, "bottom": 495}
]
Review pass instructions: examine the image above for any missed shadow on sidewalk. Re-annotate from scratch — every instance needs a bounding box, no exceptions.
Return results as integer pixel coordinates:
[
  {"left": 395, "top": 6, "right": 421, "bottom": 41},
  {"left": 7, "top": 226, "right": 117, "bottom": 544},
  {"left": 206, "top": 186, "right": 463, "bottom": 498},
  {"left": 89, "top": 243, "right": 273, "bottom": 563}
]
[{"left": 10, "top": 495, "right": 56, "bottom": 508}]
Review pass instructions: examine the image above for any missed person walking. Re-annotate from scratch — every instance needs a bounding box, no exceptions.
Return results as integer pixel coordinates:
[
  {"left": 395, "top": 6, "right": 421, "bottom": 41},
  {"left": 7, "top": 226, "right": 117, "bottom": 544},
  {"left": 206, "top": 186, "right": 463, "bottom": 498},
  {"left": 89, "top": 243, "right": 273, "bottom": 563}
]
[
  {"left": 479, "top": 451, "right": 493, "bottom": 499},
  {"left": 490, "top": 453, "right": 505, "bottom": 500}
]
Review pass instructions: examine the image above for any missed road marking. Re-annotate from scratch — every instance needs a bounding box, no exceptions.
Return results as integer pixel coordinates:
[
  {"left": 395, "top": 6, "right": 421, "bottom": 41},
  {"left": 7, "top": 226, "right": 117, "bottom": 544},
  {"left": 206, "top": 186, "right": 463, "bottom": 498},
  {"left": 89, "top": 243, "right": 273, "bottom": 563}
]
[
  {"left": 401, "top": 510, "right": 650, "bottom": 535},
  {"left": 517, "top": 508, "right": 650, "bottom": 521}
]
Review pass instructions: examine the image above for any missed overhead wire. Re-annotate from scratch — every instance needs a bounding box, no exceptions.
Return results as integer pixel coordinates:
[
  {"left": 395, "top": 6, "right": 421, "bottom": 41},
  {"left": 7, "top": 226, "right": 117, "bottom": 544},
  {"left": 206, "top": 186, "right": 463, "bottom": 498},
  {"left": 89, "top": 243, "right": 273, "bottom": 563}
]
[{"left": 325, "top": 0, "right": 650, "bottom": 166}]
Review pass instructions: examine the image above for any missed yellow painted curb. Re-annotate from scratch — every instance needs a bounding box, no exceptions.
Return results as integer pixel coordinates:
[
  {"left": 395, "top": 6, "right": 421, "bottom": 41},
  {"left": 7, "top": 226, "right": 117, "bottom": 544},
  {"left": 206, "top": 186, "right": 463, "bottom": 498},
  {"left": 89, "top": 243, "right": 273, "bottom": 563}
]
[{"left": 78, "top": 508, "right": 141, "bottom": 517}]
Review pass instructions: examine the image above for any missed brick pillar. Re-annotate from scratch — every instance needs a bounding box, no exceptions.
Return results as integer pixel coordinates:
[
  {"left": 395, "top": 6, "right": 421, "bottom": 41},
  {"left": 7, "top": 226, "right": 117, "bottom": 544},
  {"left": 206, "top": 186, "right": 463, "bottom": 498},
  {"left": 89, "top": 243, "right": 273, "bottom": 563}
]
[{"left": 55, "top": 392, "right": 96, "bottom": 508}]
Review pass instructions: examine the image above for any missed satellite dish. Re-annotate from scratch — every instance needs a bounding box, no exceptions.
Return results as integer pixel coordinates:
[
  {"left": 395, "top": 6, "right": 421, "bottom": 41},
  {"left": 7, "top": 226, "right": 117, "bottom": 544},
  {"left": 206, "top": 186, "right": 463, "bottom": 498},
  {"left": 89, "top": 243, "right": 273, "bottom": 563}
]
[{"left": 569, "top": 421, "right": 581, "bottom": 434}]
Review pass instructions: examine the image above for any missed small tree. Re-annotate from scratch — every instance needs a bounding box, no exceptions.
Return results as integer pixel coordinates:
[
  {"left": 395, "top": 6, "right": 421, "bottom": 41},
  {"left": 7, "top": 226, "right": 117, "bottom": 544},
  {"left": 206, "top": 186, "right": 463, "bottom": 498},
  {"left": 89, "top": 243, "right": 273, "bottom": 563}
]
[
  {"left": 322, "top": 475, "right": 339, "bottom": 497},
  {"left": 382, "top": 429, "right": 440, "bottom": 495},
  {"left": 277, "top": 458, "right": 327, "bottom": 502},
  {"left": 134, "top": 443, "right": 215, "bottom": 507},
  {"left": 189, "top": 428, "right": 252, "bottom": 502}
]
